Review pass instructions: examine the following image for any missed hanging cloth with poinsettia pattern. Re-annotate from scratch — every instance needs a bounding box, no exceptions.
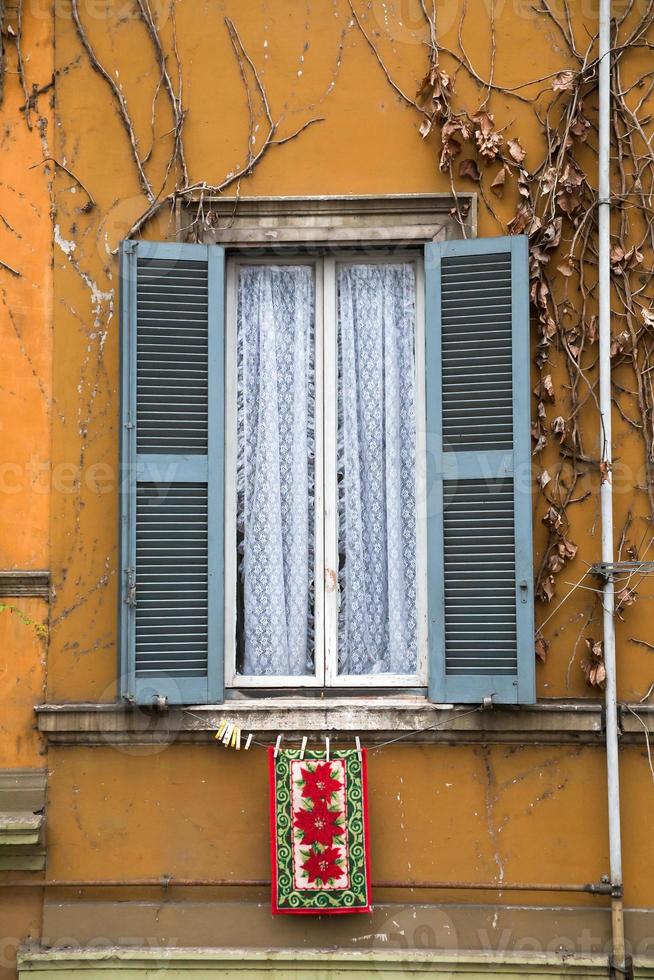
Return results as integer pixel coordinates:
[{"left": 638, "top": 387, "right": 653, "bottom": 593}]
[{"left": 268, "top": 747, "right": 371, "bottom": 914}]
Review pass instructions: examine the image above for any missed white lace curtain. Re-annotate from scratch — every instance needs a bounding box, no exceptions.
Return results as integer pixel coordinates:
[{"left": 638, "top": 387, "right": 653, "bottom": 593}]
[
  {"left": 237, "top": 265, "right": 315, "bottom": 676},
  {"left": 337, "top": 263, "right": 418, "bottom": 675},
  {"left": 236, "top": 260, "right": 417, "bottom": 679}
]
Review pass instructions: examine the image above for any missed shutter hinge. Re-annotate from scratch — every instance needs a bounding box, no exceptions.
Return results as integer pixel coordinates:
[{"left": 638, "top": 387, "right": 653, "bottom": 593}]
[
  {"left": 123, "top": 240, "right": 137, "bottom": 254},
  {"left": 125, "top": 567, "right": 137, "bottom": 607}
]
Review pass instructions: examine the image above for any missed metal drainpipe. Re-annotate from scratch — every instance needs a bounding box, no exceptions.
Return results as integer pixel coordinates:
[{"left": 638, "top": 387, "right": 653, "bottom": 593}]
[{"left": 598, "top": 0, "right": 626, "bottom": 972}]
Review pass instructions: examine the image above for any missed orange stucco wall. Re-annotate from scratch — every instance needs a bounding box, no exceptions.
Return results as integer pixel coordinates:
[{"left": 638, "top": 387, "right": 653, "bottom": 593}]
[{"left": 1, "top": 0, "right": 654, "bottom": 976}]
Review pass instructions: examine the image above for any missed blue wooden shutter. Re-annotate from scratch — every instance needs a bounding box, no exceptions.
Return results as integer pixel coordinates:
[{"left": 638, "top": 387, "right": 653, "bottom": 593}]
[
  {"left": 425, "top": 236, "right": 534, "bottom": 704},
  {"left": 119, "top": 241, "right": 224, "bottom": 705}
]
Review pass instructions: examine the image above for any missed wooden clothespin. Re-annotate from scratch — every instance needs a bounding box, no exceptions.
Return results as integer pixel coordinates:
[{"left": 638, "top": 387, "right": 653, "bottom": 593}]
[
  {"left": 325, "top": 736, "right": 330, "bottom": 762},
  {"left": 245, "top": 733, "right": 253, "bottom": 751},
  {"left": 300, "top": 736, "right": 307, "bottom": 761},
  {"left": 355, "top": 736, "right": 362, "bottom": 762},
  {"left": 230, "top": 725, "right": 239, "bottom": 749},
  {"left": 214, "top": 720, "right": 228, "bottom": 741},
  {"left": 235, "top": 727, "right": 241, "bottom": 750},
  {"left": 274, "top": 734, "right": 283, "bottom": 758},
  {"left": 222, "top": 722, "right": 234, "bottom": 747}
]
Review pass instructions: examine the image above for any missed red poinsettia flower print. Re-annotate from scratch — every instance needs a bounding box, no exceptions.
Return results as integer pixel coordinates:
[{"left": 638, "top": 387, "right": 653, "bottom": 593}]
[
  {"left": 300, "top": 762, "right": 342, "bottom": 803},
  {"left": 301, "top": 845, "right": 343, "bottom": 885},
  {"left": 294, "top": 800, "right": 342, "bottom": 847}
]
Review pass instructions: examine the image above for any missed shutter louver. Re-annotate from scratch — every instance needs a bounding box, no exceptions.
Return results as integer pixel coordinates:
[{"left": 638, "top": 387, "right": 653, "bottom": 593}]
[
  {"left": 120, "top": 242, "right": 225, "bottom": 706},
  {"left": 426, "top": 236, "right": 535, "bottom": 705},
  {"left": 136, "top": 257, "right": 209, "bottom": 454}
]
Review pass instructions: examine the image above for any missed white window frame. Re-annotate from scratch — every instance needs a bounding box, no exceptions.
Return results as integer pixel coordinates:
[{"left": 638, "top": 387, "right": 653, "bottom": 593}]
[{"left": 224, "top": 250, "right": 428, "bottom": 689}]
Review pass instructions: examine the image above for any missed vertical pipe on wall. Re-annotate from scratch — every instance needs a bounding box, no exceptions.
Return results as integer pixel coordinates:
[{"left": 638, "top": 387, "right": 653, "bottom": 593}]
[{"left": 598, "top": 0, "right": 626, "bottom": 971}]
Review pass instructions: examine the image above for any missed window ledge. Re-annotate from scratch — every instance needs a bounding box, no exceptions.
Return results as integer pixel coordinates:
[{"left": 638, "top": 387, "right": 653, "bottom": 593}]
[
  {"left": 17, "top": 947, "right": 613, "bottom": 977},
  {"left": 33, "top": 699, "right": 615, "bottom": 746},
  {"left": 0, "top": 812, "right": 45, "bottom": 871}
]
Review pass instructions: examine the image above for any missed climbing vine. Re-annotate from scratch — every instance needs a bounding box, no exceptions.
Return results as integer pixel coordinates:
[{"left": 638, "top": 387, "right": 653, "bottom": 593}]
[
  {"left": 4, "top": 0, "right": 654, "bottom": 692},
  {"left": 340, "top": 0, "right": 654, "bottom": 689}
]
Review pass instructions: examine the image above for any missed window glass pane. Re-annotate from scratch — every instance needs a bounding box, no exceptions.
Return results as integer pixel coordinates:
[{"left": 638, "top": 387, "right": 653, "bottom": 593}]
[
  {"left": 236, "top": 265, "right": 315, "bottom": 676},
  {"left": 337, "top": 262, "right": 418, "bottom": 676}
]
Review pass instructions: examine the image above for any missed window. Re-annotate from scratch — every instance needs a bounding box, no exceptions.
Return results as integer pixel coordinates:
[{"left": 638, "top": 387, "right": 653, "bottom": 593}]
[
  {"left": 224, "top": 256, "right": 428, "bottom": 688},
  {"left": 119, "top": 233, "right": 534, "bottom": 708}
]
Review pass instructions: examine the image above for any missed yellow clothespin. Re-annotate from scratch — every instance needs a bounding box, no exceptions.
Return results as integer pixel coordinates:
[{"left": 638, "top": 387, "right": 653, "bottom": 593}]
[
  {"left": 235, "top": 727, "right": 241, "bottom": 750},
  {"left": 230, "top": 725, "right": 239, "bottom": 749},
  {"left": 300, "top": 736, "right": 307, "bottom": 760},
  {"left": 214, "top": 720, "right": 228, "bottom": 741}
]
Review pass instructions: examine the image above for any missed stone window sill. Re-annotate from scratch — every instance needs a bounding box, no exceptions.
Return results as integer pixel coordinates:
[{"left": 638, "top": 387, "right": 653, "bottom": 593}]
[{"left": 29, "top": 698, "right": 643, "bottom": 746}]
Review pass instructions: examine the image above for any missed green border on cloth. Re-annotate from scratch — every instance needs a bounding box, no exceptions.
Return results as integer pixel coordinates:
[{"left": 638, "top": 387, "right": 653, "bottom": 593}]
[{"left": 268, "top": 747, "right": 372, "bottom": 915}]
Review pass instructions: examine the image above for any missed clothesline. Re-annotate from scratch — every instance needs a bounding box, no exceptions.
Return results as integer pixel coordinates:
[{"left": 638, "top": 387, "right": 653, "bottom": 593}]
[{"left": 182, "top": 705, "right": 483, "bottom": 756}]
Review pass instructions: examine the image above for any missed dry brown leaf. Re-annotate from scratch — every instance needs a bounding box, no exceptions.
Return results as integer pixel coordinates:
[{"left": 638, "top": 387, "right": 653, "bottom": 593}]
[
  {"left": 458, "top": 158, "right": 481, "bottom": 181},
  {"left": 507, "top": 137, "right": 526, "bottom": 164},
  {"left": 542, "top": 505, "right": 563, "bottom": 531},
  {"left": 542, "top": 374, "right": 555, "bottom": 401},
  {"left": 561, "top": 538, "right": 578, "bottom": 561},
  {"left": 642, "top": 308, "right": 654, "bottom": 329},
  {"left": 508, "top": 202, "right": 534, "bottom": 235},
  {"left": 570, "top": 105, "right": 591, "bottom": 142},
  {"left": 611, "top": 245, "right": 644, "bottom": 274},
  {"left": 616, "top": 587, "right": 638, "bottom": 609},
  {"left": 419, "top": 116, "right": 433, "bottom": 139},
  {"left": 551, "top": 415, "right": 567, "bottom": 442},
  {"left": 535, "top": 635, "right": 550, "bottom": 663},
  {"left": 552, "top": 70, "right": 576, "bottom": 91},
  {"left": 540, "top": 166, "right": 557, "bottom": 195},
  {"left": 490, "top": 165, "right": 507, "bottom": 198},
  {"left": 538, "top": 469, "right": 551, "bottom": 489},
  {"left": 556, "top": 160, "right": 585, "bottom": 216},
  {"left": 581, "top": 638, "right": 606, "bottom": 689},
  {"left": 536, "top": 574, "right": 556, "bottom": 603},
  {"left": 600, "top": 460, "right": 612, "bottom": 485},
  {"left": 565, "top": 328, "right": 581, "bottom": 359},
  {"left": 440, "top": 138, "right": 461, "bottom": 171},
  {"left": 610, "top": 329, "right": 631, "bottom": 358},
  {"left": 473, "top": 110, "right": 503, "bottom": 160},
  {"left": 557, "top": 256, "right": 576, "bottom": 277},
  {"left": 531, "top": 421, "right": 548, "bottom": 453}
]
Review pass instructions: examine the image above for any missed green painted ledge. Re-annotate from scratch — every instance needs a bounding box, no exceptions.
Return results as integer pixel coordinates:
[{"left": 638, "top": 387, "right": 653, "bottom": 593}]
[
  {"left": 0, "top": 812, "right": 42, "bottom": 845},
  {"left": 16, "top": 948, "right": 634, "bottom": 979},
  {"left": 0, "top": 812, "right": 44, "bottom": 870}
]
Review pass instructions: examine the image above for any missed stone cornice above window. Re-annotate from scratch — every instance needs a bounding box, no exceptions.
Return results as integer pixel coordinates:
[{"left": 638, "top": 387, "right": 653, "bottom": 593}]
[
  {"left": 177, "top": 193, "right": 476, "bottom": 247},
  {"left": 31, "top": 699, "right": 638, "bottom": 747}
]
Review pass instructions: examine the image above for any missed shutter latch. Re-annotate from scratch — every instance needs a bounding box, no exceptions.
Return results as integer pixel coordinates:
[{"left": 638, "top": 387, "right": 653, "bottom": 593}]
[
  {"left": 125, "top": 567, "right": 137, "bottom": 607},
  {"left": 519, "top": 580, "right": 529, "bottom": 604}
]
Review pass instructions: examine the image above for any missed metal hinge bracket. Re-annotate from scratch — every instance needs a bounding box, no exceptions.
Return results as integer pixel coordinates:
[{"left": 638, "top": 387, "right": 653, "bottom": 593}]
[{"left": 124, "top": 567, "right": 137, "bottom": 607}]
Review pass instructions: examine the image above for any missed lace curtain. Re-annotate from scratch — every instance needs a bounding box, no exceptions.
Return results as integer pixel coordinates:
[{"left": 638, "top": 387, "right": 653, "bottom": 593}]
[
  {"left": 237, "top": 265, "right": 315, "bottom": 676},
  {"left": 236, "top": 261, "right": 417, "bottom": 679},
  {"left": 337, "top": 263, "right": 418, "bottom": 675}
]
